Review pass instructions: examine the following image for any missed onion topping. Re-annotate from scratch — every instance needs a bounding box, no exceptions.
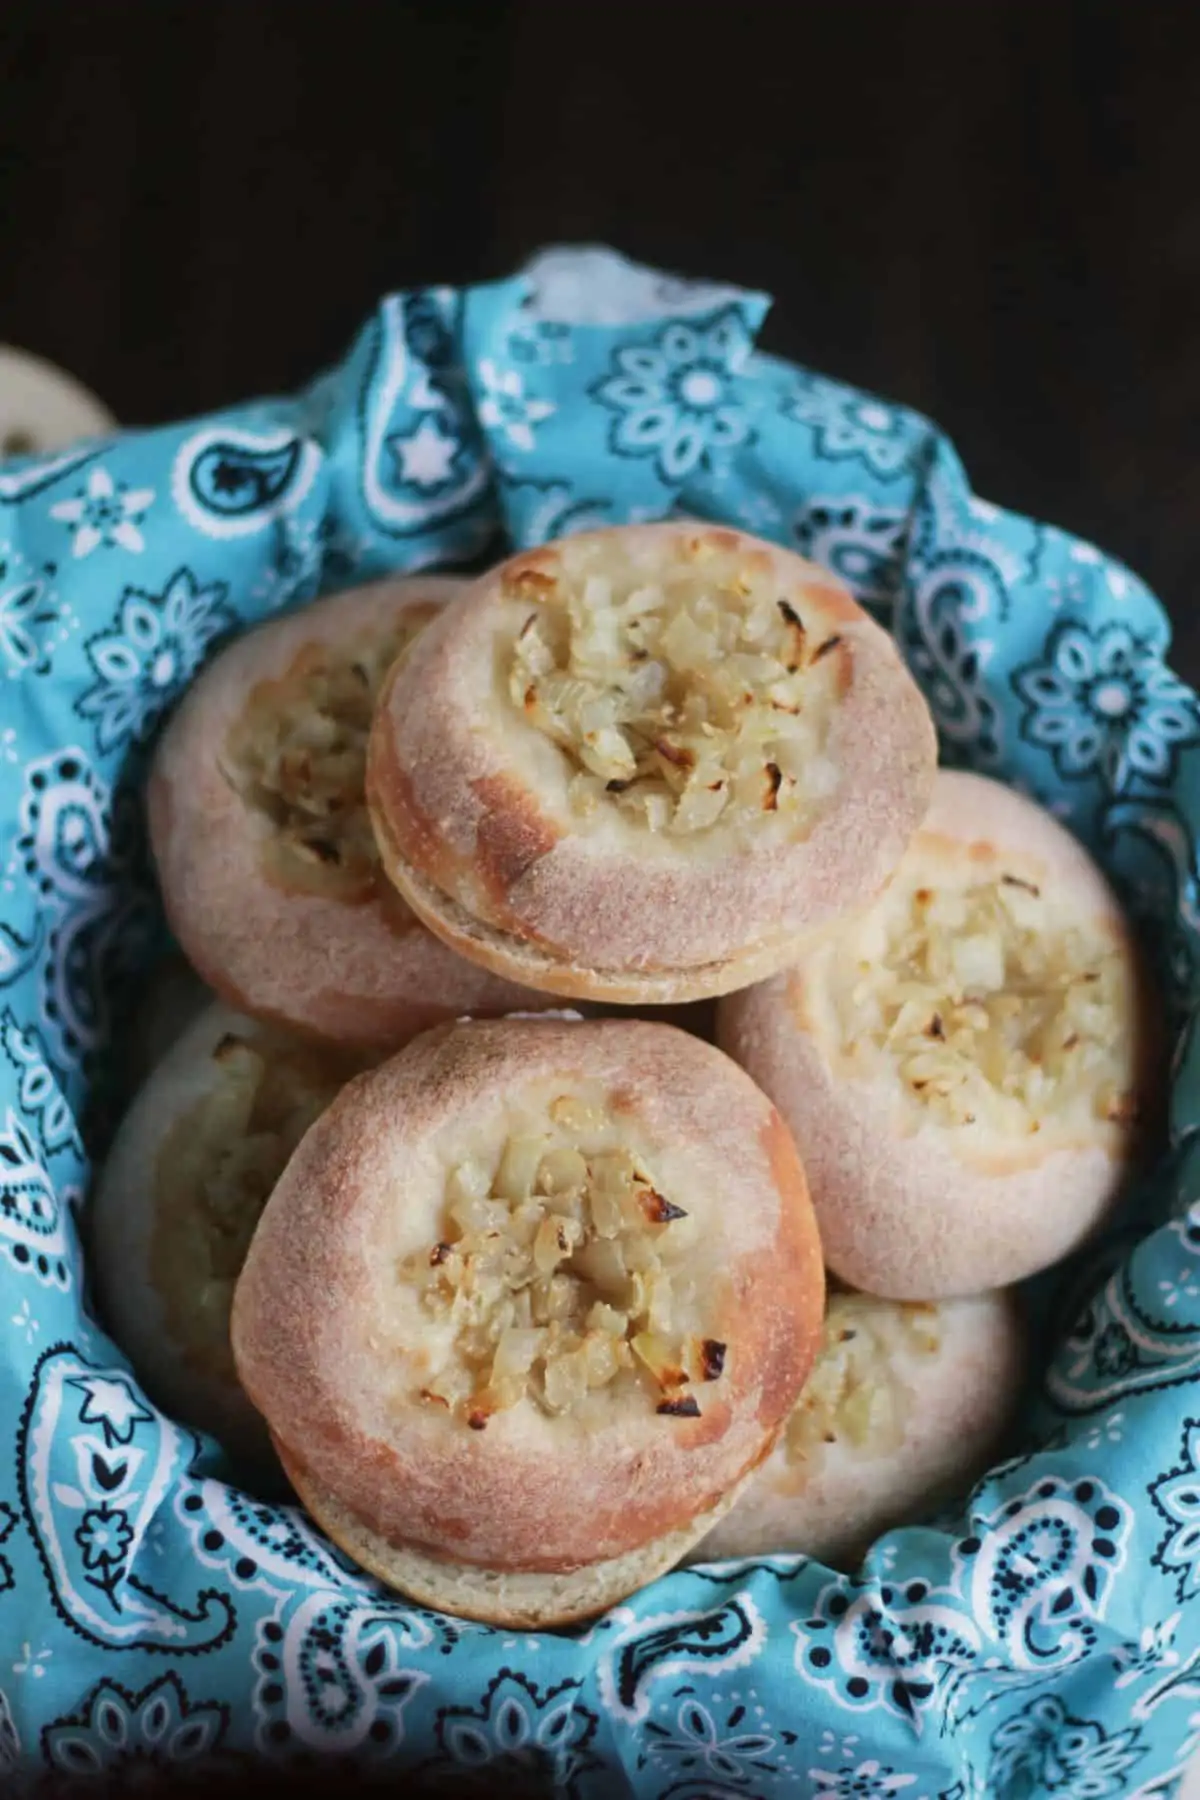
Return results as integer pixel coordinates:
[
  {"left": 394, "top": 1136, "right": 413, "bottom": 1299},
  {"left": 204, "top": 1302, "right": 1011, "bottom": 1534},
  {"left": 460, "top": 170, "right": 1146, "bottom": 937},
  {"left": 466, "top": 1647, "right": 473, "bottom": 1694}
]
[
  {"left": 222, "top": 610, "right": 432, "bottom": 898},
  {"left": 151, "top": 1032, "right": 354, "bottom": 1376},
  {"left": 831, "top": 873, "right": 1136, "bottom": 1132},
  {"left": 505, "top": 534, "right": 844, "bottom": 835},
  {"left": 402, "top": 1096, "right": 724, "bottom": 1427},
  {"left": 784, "top": 1294, "right": 940, "bottom": 1461}
]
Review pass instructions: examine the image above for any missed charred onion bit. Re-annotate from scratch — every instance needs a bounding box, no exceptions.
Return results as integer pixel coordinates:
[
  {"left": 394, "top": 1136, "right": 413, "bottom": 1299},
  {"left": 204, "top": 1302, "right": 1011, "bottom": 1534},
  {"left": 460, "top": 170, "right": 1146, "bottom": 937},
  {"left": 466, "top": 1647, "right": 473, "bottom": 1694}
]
[{"left": 640, "top": 1189, "right": 688, "bottom": 1225}]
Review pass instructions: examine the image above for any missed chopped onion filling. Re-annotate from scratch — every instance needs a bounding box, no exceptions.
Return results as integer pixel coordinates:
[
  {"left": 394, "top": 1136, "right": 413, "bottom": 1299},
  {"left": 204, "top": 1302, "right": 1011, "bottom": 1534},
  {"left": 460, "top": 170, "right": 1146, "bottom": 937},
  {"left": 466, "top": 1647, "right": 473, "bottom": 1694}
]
[
  {"left": 784, "top": 1294, "right": 940, "bottom": 1461},
  {"left": 403, "top": 1098, "right": 724, "bottom": 1427},
  {"left": 222, "top": 612, "right": 430, "bottom": 898},
  {"left": 152, "top": 1033, "right": 352, "bottom": 1374},
  {"left": 832, "top": 875, "right": 1135, "bottom": 1131},
  {"left": 505, "top": 535, "right": 842, "bottom": 834}
]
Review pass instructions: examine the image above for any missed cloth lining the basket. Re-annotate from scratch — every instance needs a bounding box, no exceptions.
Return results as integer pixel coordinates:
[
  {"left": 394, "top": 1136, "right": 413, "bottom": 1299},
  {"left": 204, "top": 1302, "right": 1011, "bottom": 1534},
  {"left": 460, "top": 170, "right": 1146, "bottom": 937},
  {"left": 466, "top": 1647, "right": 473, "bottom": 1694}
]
[{"left": 0, "top": 246, "right": 1196, "bottom": 1796}]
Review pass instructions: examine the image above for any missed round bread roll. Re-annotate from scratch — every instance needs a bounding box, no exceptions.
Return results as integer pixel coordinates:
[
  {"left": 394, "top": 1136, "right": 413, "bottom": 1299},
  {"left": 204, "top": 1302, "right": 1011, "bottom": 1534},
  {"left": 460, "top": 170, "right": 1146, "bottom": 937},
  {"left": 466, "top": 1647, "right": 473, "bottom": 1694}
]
[
  {"left": 0, "top": 343, "right": 115, "bottom": 455},
  {"left": 366, "top": 524, "right": 937, "bottom": 1003},
  {"left": 91, "top": 1001, "right": 366, "bottom": 1476},
  {"left": 231, "top": 1016, "right": 825, "bottom": 1626},
  {"left": 148, "top": 578, "right": 553, "bottom": 1051},
  {"left": 718, "top": 770, "right": 1155, "bottom": 1299},
  {"left": 694, "top": 1288, "right": 1024, "bottom": 1567}
]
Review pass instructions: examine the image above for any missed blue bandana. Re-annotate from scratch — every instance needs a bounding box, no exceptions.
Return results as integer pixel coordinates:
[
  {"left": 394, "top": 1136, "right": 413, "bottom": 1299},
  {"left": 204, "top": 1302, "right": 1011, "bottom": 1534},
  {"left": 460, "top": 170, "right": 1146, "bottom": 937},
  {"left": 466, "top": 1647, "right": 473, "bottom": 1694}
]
[{"left": 0, "top": 246, "right": 1196, "bottom": 1797}]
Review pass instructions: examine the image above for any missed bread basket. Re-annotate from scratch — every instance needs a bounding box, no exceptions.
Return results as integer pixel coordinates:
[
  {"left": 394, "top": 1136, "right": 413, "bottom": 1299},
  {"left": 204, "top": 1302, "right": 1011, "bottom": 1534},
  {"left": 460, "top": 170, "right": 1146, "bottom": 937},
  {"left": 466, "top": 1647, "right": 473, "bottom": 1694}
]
[{"left": 1, "top": 247, "right": 1195, "bottom": 1796}]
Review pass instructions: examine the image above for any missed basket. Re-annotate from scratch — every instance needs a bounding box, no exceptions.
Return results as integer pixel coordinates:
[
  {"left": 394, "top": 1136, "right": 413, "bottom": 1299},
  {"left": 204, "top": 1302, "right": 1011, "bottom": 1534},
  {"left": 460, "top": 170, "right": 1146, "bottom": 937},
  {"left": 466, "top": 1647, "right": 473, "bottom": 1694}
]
[{"left": 0, "top": 246, "right": 1197, "bottom": 1797}]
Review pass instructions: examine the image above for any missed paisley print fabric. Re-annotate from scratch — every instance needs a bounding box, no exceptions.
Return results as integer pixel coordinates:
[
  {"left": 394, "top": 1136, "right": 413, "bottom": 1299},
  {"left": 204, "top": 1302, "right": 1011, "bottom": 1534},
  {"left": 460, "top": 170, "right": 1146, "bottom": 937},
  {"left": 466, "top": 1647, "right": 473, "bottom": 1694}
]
[{"left": 0, "top": 245, "right": 1195, "bottom": 1793}]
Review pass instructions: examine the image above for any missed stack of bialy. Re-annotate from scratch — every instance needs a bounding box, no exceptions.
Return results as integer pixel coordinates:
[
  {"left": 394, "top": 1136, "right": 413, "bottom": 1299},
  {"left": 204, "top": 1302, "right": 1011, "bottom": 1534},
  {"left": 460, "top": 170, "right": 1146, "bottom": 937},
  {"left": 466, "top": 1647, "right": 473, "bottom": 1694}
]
[{"left": 92, "top": 524, "right": 1154, "bottom": 1627}]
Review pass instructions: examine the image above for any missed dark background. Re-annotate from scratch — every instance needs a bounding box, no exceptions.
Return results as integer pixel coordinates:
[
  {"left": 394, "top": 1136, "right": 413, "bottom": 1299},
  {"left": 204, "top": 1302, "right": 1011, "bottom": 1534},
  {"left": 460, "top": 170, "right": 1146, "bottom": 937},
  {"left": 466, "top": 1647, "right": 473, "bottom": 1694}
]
[{"left": 3, "top": 0, "right": 1198, "bottom": 676}]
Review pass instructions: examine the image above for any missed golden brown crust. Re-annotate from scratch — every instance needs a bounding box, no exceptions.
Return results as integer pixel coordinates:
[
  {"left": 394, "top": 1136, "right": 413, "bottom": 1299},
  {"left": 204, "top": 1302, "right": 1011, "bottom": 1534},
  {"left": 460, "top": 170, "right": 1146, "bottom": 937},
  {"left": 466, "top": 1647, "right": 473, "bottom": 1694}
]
[
  {"left": 717, "top": 770, "right": 1156, "bottom": 1299},
  {"left": 368, "top": 779, "right": 816, "bottom": 1005},
  {"left": 231, "top": 1017, "right": 824, "bottom": 1574},
  {"left": 147, "top": 578, "right": 553, "bottom": 1052},
  {"left": 366, "top": 525, "right": 936, "bottom": 1000},
  {"left": 278, "top": 1442, "right": 752, "bottom": 1627}
]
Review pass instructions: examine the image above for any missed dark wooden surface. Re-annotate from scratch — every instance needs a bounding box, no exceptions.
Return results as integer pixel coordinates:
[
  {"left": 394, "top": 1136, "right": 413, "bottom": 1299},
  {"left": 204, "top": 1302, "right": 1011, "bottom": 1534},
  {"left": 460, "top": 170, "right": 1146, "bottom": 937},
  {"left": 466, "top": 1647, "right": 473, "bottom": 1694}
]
[
  {"left": 4, "top": 0, "right": 1197, "bottom": 673},
  {"left": 2, "top": 0, "right": 1198, "bottom": 678}
]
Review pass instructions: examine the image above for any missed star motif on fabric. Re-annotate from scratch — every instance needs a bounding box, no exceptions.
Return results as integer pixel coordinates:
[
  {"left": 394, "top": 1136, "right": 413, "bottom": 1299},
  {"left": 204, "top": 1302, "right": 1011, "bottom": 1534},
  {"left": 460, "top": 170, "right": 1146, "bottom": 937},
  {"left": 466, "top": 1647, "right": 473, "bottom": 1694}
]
[
  {"left": 66, "top": 1375, "right": 153, "bottom": 1446},
  {"left": 388, "top": 417, "right": 459, "bottom": 489},
  {"left": 209, "top": 457, "right": 253, "bottom": 497},
  {"left": 49, "top": 466, "right": 154, "bottom": 558}
]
